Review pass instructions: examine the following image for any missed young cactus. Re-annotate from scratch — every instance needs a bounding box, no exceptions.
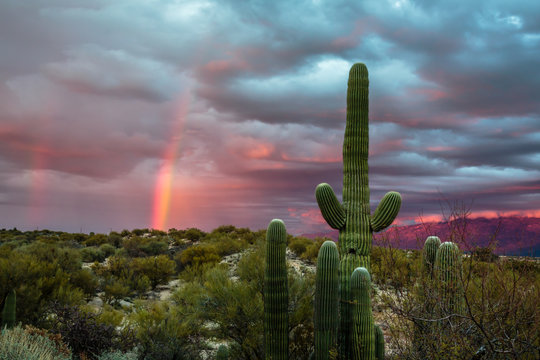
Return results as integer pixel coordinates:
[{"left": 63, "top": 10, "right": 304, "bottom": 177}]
[
  {"left": 1, "top": 289, "right": 16, "bottom": 329},
  {"left": 314, "top": 241, "right": 340, "bottom": 360},
  {"left": 264, "top": 219, "right": 288, "bottom": 360},
  {"left": 434, "top": 242, "right": 464, "bottom": 317},
  {"left": 374, "top": 324, "right": 384, "bottom": 360},
  {"left": 216, "top": 345, "right": 229, "bottom": 360},
  {"left": 350, "top": 267, "right": 374, "bottom": 360},
  {"left": 315, "top": 63, "right": 401, "bottom": 359},
  {"left": 422, "top": 236, "right": 441, "bottom": 278}
]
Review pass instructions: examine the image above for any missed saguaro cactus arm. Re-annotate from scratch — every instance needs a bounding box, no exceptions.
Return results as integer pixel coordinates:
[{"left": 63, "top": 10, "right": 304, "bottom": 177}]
[
  {"left": 370, "top": 191, "right": 402, "bottom": 232},
  {"left": 316, "top": 183, "right": 346, "bottom": 229}
]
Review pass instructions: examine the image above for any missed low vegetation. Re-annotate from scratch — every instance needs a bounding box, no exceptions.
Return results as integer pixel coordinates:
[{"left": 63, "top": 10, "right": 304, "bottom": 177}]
[{"left": 0, "top": 225, "right": 538, "bottom": 359}]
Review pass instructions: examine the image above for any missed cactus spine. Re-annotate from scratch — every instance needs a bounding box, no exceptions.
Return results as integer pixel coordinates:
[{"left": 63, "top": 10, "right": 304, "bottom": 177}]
[
  {"left": 1, "top": 290, "right": 16, "bottom": 329},
  {"left": 351, "top": 267, "right": 374, "bottom": 360},
  {"left": 316, "top": 64, "right": 401, "bottom": 359},
  {"left": 314, "top": 241, "right": 339, "bottom": 360},
  {"left": 434, "top": 242, "right": 464, "bottom": 317},
  {"left": 264, "top": 219, "right": 288, "bottom": 360},
  {"left": 216, "top": 345, "right": 229, "bottom": 360},
  {"left": 374, "top": 324, "right": 384, "bottom": 360}
]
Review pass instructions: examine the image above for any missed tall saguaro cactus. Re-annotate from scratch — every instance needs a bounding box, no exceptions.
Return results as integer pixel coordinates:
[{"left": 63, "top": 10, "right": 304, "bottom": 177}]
[
  {"left": 314, "top": 241, "right": 339, "bottom": 360},
  {"left": 264, "top": 219, "right": 288, "bottom": 360},
  {"left": 1, "top": 290, "right": 16, "bottom": 329},
  {"left": 315, "top": 63, "right": 401, "bottom": 358}
]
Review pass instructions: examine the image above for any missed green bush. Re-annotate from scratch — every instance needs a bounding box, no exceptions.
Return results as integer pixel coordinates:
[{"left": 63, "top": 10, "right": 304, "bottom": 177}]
[
  {"left": 132, "top": 255, "right": 176, "bottom": 289},
  {"left": 177, "top": 243, "right": 220, "bottom": 271},
  {"left": 81, "top": 247, "right": 106, "bottom": 263},
  {"left": 99, "top": 244, "right": 117, "bottom": 258}
]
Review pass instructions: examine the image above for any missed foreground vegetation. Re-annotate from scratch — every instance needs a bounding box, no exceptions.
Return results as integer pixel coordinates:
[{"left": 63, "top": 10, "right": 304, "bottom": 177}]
[{"left": 0, "top": 224, "right": 538, "bottom": 359}]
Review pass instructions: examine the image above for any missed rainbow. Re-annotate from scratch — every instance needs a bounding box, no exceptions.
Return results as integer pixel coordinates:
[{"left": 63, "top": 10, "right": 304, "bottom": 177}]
[{"left": 151, "top": 92, "right": 191, "bottom": 230}]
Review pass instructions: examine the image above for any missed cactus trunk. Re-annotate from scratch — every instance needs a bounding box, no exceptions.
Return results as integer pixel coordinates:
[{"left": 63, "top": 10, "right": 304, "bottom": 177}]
[
  {"left": 264, "top": 219, "right": 288, "bottom": 360},
  {"left": 350, "top": 267, "right": 374, "bottom": 360},
  {"left": 1, "top": 290, "right": 16, "bottom": 329},
  {"left": 374, "top": 324, "right": 384, "bottom": 360},
  {"left": 316, "top": 63, "right": 401, "bottom": 359},
  {"left": 435, "top": 242, "right": 464, "bottom": 318},
  {"left": 314, "top": 241, "right": 340, "bottom": 360}
]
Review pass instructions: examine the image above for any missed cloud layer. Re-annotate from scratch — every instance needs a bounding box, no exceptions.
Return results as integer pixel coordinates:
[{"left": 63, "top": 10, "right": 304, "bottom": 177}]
[{"left": 1, "top": 0, "right": 539, "bottom": 233}]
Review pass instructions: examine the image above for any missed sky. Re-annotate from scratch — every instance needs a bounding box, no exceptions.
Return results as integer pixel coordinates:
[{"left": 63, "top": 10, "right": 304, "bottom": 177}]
[{"left": 0, "top": 0, "right": 539, "bottom": 235}]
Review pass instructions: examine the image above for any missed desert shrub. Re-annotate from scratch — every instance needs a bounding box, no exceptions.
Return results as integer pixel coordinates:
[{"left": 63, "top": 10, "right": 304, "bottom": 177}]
[
  {"left": 177, "top": 243, "right": 220, "bottom": 271},
  {"left": 131, "top": 255, "right": 176, "bottom": 289},
  {"left": 184, "top": 228, "right": 206, "bottom": 241},
  {"left": 0, "top": 251, "right": 79, "bottom": 324},
  {"left": 99, "top": 244, "right": 117, "bottom": 258},
  {"left": 97, "top": 350, "right": 138, "bottom": 360},
  {"left": 288, "top": 237, "right": 325, "bottom": 263},
  {"left": 126, "top": 300, "right": 200, "bottom": 360},
  {"left": 0, "top": 325, "right": 71, "bottom": 360},
  {"left": 47, "top": 303, "right": 134, "bottom": 360},
  {"left": 138, "top": 240, "right": 168, "bottom": 256},
  {"left": 85, "top": 234, "right": 109, "bottom": 247},
  {"left": 288, "top": 236, "right": 313, "bottom": 256},
  {"left": 81, "top": 247, "right": 106, "bottom": 263},
  {"left": 122, "top": 236, "right": 168, "bottom": 257},
  {"left": 23, "top": 325, "right": 72, "bottom": 358}
]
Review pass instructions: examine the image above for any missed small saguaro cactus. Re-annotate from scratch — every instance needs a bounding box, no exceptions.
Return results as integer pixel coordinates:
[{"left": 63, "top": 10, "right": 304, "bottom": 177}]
[
  {"left": 264, "top": 219, "right": 288, "bottom": 360},
  {"left": 216, "top": 344, "right": 229, "bottom": 360},
  {"left": 314, "top": 241, "right": 339, "bottom": 360},
  {"left": 351, "top": 267, "right": 374, "bottom": 360},
  {"left": 434, "top": 241, "right": 464, "bottom": 317},
  {"left": 315, "top": 63, "right": 401, "bottom": 359},
  {"left": 1, "top": 289, "right": 16, "bottom": 329},
  {"left": 374, "top": 324, "right": 385, "bottom": 360},
  {"left": 414, "top": 236, "right": 442, "bottom": 356},
  {"left": 422, "top": 236, "right": 441, "bottom": 278}
]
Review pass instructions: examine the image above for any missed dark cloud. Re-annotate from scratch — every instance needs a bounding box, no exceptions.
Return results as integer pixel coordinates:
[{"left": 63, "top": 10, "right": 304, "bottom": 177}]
[{"left": 0, "top": 0, "right": 538, "bottom": 233}]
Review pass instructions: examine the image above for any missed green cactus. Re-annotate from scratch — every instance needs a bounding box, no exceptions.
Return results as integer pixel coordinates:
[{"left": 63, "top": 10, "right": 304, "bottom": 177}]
[
  {"left": 264, "top": 219, "right": 288, "bottom": 360},
  {"left": 1, "top": 290, "right": 16, "bottom": 329},
  {"left": 374, "top": 324, "right": 384, "bottom": 360},
  {"left": 414, "top": 236, "right": 442, "bottom": 357},
  {"left": 350, "top": 267, "right": 374, "bottom": 360},
  {"left": 316, "top": 63, "right": 401, "bottom": 359},
  {"left": 314, "top": 241, "right": 339, "bottom": 360},
  {"left": 434, "top": 242, "right": 464, "bottom": 318},
  {"left": 216, "top": 344, "right": 228, "bottom": 360},
  {"left": 422, "top": 236, "right": 441, "bottom": 278}
]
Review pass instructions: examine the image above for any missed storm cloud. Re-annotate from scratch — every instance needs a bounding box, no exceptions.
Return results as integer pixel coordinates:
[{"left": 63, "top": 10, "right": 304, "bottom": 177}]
[{"left": 0, "top": 0, "right": 538, "bottom": 233}]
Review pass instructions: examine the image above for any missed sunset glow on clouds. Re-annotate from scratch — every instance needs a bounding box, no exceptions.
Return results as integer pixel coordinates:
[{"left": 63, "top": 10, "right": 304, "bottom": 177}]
[{"left": 0, "top": 0, "right": 539, "bottom": 234}]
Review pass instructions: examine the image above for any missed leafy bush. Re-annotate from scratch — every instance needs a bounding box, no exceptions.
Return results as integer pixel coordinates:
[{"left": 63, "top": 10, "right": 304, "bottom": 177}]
[
  {"left": 177, "top": 243, "right": 220, "bottom": 271},
  {"left": 132, "top": 255, "right": 176, "bottom": 289},
  {"left": 81, "top": 247, "right": 106, "bottom": 263}
]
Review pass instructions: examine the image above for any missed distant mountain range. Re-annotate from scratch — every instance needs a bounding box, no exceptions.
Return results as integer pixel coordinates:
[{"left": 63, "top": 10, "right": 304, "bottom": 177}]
[{"left": 301, "top": 216, "right": 540, "bottom": 257}]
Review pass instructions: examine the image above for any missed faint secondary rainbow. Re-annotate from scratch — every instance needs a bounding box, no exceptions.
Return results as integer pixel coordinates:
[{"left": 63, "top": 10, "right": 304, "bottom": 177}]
[{"left": 151, "top": 92, "right": 191, "bottom": 230}]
